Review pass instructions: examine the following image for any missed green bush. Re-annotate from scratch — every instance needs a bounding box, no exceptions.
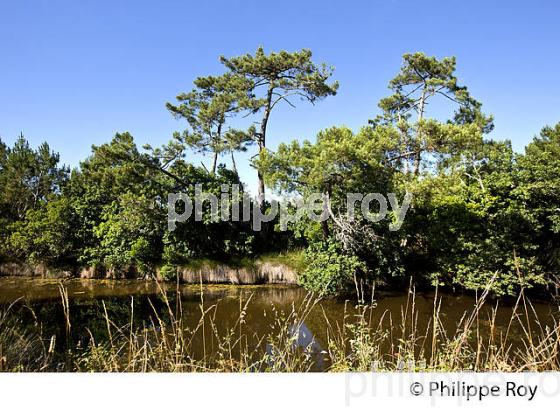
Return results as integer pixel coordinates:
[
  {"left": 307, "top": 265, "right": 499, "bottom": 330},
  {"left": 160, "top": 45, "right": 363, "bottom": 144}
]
[
  {"left": 159, "top": 264, "right": 178, "bottom": 281},
  {"left": 298, "top": 240, "right": 366, "bottom": 296}
]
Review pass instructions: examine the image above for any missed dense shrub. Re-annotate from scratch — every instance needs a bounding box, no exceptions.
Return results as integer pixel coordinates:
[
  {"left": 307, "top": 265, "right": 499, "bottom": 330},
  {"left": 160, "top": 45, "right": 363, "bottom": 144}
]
[{"left": 299, "top": 240, "right": 366, "bottom": 296}]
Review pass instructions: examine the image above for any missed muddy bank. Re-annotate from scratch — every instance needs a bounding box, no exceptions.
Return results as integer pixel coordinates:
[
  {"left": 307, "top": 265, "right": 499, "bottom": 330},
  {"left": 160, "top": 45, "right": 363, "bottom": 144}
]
[{"left": 0, "top": 260, "right": 298, "bottom": 285}]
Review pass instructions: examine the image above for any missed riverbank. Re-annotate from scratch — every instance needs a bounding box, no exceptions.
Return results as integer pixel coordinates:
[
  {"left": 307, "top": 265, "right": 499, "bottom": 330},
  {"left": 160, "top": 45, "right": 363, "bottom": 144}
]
[{"left": 0, "top": 251, "right": 305, "bottom": 285}]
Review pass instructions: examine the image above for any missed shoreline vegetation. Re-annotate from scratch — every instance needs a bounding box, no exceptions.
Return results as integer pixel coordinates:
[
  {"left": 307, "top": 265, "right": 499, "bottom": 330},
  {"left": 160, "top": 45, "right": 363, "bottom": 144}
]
[{"left": 1, "top": 280, "right": 559, "bottom": 372}]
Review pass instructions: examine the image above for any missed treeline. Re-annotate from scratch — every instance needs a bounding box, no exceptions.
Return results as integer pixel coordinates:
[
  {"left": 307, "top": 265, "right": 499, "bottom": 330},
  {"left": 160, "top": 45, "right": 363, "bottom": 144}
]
[{"left": 0, "top": 49, "right": 559, "bottom": 297}]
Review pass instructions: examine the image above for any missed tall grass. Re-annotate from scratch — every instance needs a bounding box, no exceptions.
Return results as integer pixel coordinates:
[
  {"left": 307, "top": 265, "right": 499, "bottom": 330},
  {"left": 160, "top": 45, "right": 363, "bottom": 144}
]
[{"left": 0, "top": 279, "right": 559, "bottom": 372}]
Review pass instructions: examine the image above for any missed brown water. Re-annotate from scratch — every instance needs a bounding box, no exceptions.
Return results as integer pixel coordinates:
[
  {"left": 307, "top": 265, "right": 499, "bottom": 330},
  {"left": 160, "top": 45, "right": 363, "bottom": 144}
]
[{"left": 1, "top": 277, "right": 558, "bottom": 369}]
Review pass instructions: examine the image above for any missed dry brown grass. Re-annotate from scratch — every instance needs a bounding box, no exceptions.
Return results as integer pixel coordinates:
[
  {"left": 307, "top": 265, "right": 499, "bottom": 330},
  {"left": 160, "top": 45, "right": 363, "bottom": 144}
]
[{"left": 1, "top": 277, "right": 559, "bottom": 372}]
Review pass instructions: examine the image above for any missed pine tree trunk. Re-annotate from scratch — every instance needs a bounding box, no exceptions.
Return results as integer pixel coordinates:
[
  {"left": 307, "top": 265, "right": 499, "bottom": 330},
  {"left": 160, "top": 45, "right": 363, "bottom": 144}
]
[
  {"left": 321, "top": 188, "right": 332, "bottom": 240},
  {"left": 211, "top": 152, "right": 218, "bottom": 174},
  {"left": 231, "top": 151, "right": 237, "bottom": 175},
  {"left": 413, "top": 152, "right": 421, "bottom": 176},
  {"left": 321, "top": 220, "right": 330, "bottom": 240},
  {"left": 257, "top": 85, "right": 274, "bottom": 211},
  {"left": 414, "top": 87, "right": 427, "bottom": 176}
]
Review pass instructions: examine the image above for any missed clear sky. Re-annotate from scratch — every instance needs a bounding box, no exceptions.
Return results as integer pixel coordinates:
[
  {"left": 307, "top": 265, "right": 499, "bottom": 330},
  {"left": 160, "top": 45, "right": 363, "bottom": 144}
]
[{"left": 1, "top": 0, "right": 559, "bottom": 193}]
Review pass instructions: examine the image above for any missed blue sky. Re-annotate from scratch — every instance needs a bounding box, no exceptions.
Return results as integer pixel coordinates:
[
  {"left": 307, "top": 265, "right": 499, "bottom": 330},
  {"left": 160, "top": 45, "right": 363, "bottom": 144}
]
[{"left": 1, "top": 0, "right": 559, "bottom": 193}]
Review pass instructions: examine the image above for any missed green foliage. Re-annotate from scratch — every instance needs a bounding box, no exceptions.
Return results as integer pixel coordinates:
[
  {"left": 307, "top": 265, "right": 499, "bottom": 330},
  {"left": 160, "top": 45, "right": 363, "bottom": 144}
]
[
  {"left": 515, "top": 124, "right": 560, "bottom": 273},
  {"left": 0, "top": 135, "right": 69, "bottom": 263},
  {"left": 299, "top": 240, "right": 366, "bottom": 296},
  {"left": 0, "top": 135, "right": 68, "bottom": 222},
  {"left": 7, "top": 197, "right": 79, "bottom": 266},
  {"left": 372, "top": 52, "right": 490, "bottom": 176},
  {"left": 257, "top": 52, "right": 558, "bottom": 297},
  {"left": 164, "top": 73, "right": 255, "bottom": 174},
  {"left": 158, "top": 264, "right": 177, "bottom": 281},
  {"left": 64, "top": 132, "right": 163, "bottom": 266},
  {"left": 68, "top": 133, "right": 261, "bottom": 273},
  {"left": 221, "top": 47, "right": 338, "bottom": 204},
  {"left": 220, "top": 47, "right": 339, "bottom": 109},
  {"left": 1, "top": 51, "right": 558, "bottom": 299},
  {"left": 259, "top": 126, "right": 394, "bottom": 195},
  {"left": 413, "top": 137, "right": 551, "bottom": 295},
  {"left": 377, "top": 52, "right": 493, "bottom": 132},
  {"left": 85, "top": 193, "right": 165, "bottom": 275}
]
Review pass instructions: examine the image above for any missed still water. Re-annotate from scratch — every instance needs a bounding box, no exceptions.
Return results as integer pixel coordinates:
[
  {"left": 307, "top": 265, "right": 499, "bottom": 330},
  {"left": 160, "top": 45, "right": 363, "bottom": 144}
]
[{"left": 1, "top": 277, "right": 558, "bottom": 369}]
